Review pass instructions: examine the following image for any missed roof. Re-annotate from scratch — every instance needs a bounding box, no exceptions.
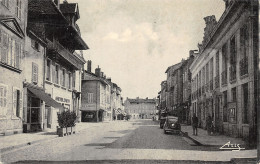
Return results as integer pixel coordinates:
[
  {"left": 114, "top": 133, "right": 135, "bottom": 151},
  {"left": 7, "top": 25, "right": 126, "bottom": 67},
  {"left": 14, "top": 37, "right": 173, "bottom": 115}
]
[
  {"left": 60, "top": 3, "right": 77, "bottom": 14},
  {"left": 165, "top": 62, "right": 182, "bottom": 73},
  {"left": 127, "top": 98, "right": 156, "bottom": 104}
]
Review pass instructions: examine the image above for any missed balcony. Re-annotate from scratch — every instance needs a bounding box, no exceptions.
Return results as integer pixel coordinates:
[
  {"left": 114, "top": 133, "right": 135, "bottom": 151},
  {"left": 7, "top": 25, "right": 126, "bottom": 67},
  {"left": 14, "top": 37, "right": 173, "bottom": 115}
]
[
  {"left": 221, "top": 70, "right": 227, "bottom": 86},
  {"left": 47, "top": 39, "right": 84, "bottom": 70},
  {"left": 215, "top": 75, "right": 219, "bottom": 89},
  {"left": 239, "top": 57, "right": 248, "bottom": 77},
  {"left": 229, "top": 65, "right": 236, "bottom": 82}
]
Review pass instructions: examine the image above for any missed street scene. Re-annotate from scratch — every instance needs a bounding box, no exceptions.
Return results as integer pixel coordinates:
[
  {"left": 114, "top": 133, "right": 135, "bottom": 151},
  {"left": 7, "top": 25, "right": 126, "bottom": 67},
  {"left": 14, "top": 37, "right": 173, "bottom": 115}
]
[
  {"left": 0, "top": 120, "right": 257, "bottom": 163},
  {"left": 0, "top": 0, "right": 259, "bottom": 163}
]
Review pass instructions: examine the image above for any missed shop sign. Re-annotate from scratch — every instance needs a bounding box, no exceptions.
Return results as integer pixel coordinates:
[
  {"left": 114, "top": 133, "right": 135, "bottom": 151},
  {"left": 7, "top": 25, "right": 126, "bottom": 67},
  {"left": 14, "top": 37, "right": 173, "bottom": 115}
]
[{"left": 56, "top": 96, "right": 70, "bottom": 103}]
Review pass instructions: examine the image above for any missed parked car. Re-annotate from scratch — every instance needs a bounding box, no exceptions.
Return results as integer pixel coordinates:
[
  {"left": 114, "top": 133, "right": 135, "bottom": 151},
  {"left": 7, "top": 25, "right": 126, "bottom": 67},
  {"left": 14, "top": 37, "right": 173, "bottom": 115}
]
[
  {"left": 159, "top": 112, "right": 167, "bottom": 129},
  {"left": 163, "top": 116, "right": 181, "bottom": 134}
]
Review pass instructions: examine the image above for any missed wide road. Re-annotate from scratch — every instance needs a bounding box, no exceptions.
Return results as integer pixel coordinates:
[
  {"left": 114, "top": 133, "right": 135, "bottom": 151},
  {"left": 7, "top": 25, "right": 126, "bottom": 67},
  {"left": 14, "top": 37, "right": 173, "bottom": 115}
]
[{"left": 1, "top": 119, "right": 250, "bottom": 163}]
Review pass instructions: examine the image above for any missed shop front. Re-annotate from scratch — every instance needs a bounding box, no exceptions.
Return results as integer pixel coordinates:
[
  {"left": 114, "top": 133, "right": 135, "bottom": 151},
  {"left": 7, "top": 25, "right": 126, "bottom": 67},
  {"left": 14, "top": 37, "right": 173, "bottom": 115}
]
[{"left": 23, "top": 85, "right": 63, "bottom": 132}]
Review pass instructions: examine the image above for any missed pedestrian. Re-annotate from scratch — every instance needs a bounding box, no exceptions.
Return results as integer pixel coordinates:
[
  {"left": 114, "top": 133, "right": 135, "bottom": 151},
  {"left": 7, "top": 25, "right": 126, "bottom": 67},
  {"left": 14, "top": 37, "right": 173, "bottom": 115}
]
[
  {"left": 192, "top": 113, "right": 198, "bottom": 136},
  {"left": 206, "top": 115, "right": 212, "bottom": 135}
]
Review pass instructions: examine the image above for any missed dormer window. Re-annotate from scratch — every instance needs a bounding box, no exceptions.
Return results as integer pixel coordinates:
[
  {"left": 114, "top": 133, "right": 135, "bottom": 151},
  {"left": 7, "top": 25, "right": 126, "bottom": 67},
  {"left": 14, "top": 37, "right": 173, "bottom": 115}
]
[{"left": 31, "top": 39, "right": 40, "bottom": 52}]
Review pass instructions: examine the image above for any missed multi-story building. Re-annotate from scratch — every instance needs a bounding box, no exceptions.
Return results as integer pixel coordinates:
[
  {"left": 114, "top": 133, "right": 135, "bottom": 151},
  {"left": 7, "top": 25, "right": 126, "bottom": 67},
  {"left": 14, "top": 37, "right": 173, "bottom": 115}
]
[
  {"left": 180, "top": 50, "right": 196, "bottom": 124},
  {"left": 81, "top": 64, "right": 112, "bottom": 122},
  {"left": 27, "top": 0, "right": 88, "bottom": 129},
  {"left": 125, "top": 97, "right": 156, "bottom": 119},
  {"left": 190, "top": 0, "right": 258, "bottom": 142},
  {"left": 0, "top": 0, "right": 28, "bottom": 135},
  {"left": 165, "top": 62, "right": 183, "bottom": 117},
  {"left": 111, "top": 82, "right": 123, "bottom": 120}
]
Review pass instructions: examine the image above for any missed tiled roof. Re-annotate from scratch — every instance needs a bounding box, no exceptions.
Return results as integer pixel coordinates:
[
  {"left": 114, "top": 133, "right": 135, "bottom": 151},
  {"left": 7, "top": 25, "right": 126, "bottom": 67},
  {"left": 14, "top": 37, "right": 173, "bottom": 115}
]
[
  {"left": 60, "top": 3, "right": 77, "bottom": 14},
  {"left": 127, "top": 98, "right": 156, "bottom": 104},
  {"left": 165, "top": 62, "right": 182, "bottom": 73},
  {"left": 27, "top": 23, "right": 46, "bottom": 42},
  {"left": 28, "top": 0, "right": 58, "bottom": 16}
]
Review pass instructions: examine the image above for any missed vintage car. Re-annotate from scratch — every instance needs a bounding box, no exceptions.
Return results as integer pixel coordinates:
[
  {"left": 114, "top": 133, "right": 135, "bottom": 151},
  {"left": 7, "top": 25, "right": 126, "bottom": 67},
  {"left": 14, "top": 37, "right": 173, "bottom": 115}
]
[
  {"left": 159, "top": 111, "right": 167, "bottom": 129},
  {"left": 163, "top": 116, "right": 181, "bottom": 134}
]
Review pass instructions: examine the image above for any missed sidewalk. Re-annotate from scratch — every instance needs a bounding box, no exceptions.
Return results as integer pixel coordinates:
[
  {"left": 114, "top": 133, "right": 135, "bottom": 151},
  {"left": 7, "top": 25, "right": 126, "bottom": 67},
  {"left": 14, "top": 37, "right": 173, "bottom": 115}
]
[
  {"left": 181, "top": 125, "right": 246, "bottom": 147},
  {"left": 0, "top": 121, "right": 126, "bottom": 153}
]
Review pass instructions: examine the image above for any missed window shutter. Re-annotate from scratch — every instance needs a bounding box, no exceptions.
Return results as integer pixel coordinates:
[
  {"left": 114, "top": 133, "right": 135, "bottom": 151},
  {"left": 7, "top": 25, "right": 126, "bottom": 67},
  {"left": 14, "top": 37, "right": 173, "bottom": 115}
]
[
  {"left": 32, "top": 63, "right": 38, "bottom": 84},
  {"left": 12, "top": 87, "right": 17, "bottom": 115},
  {"left": 19, "top": 90, "right": 22, "bottom": 118},
  {"left": 52, "top": 63, "right": 56, "bottom": 83},
  {"left": 60, "top": 68, "right": 63, "bottom": 86}
]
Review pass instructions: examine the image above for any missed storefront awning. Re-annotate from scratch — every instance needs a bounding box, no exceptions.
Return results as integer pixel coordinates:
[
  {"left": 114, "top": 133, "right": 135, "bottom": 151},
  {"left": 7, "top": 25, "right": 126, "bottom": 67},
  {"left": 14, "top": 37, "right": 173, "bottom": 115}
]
[{"left": 28, "top": 87, "right": 64, "bottom": 110}]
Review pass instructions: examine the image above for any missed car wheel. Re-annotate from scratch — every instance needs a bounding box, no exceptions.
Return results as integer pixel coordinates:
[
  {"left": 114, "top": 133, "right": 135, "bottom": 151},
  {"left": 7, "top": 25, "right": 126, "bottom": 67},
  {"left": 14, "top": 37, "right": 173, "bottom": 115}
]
[
  {"left": 160, "top": 124, "right": 163, "bottom": 129},
  {"left": 164, "top": 130, "right": 167, "bottom": 134}
]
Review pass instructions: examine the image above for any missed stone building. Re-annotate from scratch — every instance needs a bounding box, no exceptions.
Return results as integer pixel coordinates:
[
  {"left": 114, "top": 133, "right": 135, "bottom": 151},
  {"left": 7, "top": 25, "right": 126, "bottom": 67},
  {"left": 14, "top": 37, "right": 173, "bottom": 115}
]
[
  {"left": 125, "top": 98, "right": 156, "bottom": 119},
  {"left": 81, "top": 65, "right": 112, "bottom": 122},
  {"left": 190, "top": 0, "right": 258, "bottom": 142},
  {"left": 27, "top": 0, "right": 88, "bottom": 129},
  {"left": 165, "top": 62, "right": 183, "bottom": 119},
  {"left": 0, "top": 0, "right": 27, "bottom": 135},
  {"left": 181, "top": 50, "right": 197, "bottom": 124}
]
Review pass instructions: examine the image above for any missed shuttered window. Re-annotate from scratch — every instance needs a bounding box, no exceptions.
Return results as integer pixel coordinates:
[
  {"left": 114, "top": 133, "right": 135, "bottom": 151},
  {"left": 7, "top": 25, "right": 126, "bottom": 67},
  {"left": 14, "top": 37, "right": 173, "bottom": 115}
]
[
  {"left": 0, "top": 84, "right": 7, "bottom": 116},
  {"left": 32, "top": 63, "right": 38, "bottom": 84},
  {"left": 15, "top": 0, "right": 22, "bottom": 19}
]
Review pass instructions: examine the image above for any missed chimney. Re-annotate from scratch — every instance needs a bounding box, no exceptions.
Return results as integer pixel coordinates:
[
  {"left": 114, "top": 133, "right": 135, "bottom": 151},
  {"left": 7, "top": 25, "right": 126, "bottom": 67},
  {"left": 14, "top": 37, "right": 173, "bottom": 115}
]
[
  {"left": 146, "top": 97, "right": 148, "bottom": 100},
  {"left": 101, "top": 72, "right": 104, "bottom": 78},
  {"left": 107, "top": 78, "right": 111, "bottom": 82},
  {"left": 95, "top": 66, "right": 101, "bottom": 77},
  {"left": 87, "top": 60, "right": 92, "bottom": 72}
]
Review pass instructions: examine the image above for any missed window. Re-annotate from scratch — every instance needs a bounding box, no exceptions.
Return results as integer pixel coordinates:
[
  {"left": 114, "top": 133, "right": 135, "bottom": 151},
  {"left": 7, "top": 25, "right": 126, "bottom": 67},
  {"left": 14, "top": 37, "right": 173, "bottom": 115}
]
[
  {"left": 0, "top": 83, "right": 7, "bottom": 116},
  {"left": 13, "top": 88, "right": 21, "bottom": 117},
  {"left": 72, "top": 72, "right": 76, "bottom": 88},
  {"left": 2, "top": 0, "right": 9, "bottom": 8},
  {"left": 68, "top": 72, "right": 72, "bottom": 89},
  {"left": 240, "top": 24, "right": 249, "bottom": 59},
  {"left": 31, "top": 39, "right": 40, "bottom": 52},
  {"left": 32, "top": 63, "right": 38, "bottom": 84},
  {"left": 15, "top": 0, "right": 22, "bottom": 19},
  {"left": 223, "top": 91, "right": 228, "bottom": 122},
  {"left": 87, "top": 93, "right": 94, "bottom": 103},
  {"left": 55, "top": 65, "right": 59, "bottom": 84},
  {"left": 242, "top": 83, "right": 248, "bottom": 124},
  {"left": 231, "top": 87, "right": 236, "bottom": 102},
  {"left": 62, "top": 69, "right": 65, "bottom": 87},
  {"left": 0, "top": 32, "right": 21, "bottom": 69},
  {"left": 1, "top": 32, "right": 8, "bottom": 64},
  {"left": 46, "top": 59, "right": 51, "bottom": 81}
]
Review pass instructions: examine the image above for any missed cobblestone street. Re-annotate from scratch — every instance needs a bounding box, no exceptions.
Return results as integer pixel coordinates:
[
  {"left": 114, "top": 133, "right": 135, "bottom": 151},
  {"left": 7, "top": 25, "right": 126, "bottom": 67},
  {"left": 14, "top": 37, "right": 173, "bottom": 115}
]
[{"left": 1, "top": 120, "right": 256, "bottom": 163}]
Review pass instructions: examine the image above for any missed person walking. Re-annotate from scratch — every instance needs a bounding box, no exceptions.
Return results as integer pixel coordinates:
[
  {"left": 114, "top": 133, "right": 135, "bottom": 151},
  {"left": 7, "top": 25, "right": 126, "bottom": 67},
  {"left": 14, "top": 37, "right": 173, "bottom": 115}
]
[{"left": 192, "top": 113, "right": 198, "bottom": 136}]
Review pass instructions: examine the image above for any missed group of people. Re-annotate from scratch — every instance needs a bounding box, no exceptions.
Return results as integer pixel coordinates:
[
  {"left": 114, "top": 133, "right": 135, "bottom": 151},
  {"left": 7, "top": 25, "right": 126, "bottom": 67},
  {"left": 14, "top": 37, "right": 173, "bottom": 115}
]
[{"left": 192, "top": 114, "right": 214, "bottom": 136}]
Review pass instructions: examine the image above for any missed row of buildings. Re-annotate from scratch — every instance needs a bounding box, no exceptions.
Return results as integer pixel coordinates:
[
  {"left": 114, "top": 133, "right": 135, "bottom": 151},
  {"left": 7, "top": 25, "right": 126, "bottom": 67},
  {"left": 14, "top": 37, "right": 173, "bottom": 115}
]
[
  {"left": 81, "top": 61, "right": 125, "bottom": 122},
  {"left": 0, "top": 0, "right": 125, "bottom": 135},
  {"left": 157, "top": 0, "right": 258, "bottom": 143},
  {"left": 124, "top": 97, "right": 157, "bottom": 119},
  {"left": 0, "top": 0, "right": 88, "bottom": 135}
]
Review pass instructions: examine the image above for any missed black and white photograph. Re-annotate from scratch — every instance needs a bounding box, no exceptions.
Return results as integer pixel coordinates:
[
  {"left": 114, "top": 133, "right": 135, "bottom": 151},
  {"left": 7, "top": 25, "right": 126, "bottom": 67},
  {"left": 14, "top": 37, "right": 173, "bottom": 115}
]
[{"left": 0, "top": 0, "right": 259, "bottom": 163}]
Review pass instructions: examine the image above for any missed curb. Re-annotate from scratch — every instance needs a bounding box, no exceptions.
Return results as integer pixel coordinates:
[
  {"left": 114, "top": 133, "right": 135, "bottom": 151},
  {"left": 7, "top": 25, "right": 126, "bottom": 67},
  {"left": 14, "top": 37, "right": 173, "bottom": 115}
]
[
  {"left": 181, "top": 131, "right": 203, "bottom": 146},
  {"left": 0, "top": 134, "right": 59, "bottom": 153}
]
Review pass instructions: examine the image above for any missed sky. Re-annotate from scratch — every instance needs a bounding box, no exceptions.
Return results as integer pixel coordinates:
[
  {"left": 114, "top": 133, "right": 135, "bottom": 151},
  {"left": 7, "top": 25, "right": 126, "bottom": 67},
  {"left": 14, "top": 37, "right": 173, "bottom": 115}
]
[{"left": 69, "top": 0, "right": 225, "bottom": 99}]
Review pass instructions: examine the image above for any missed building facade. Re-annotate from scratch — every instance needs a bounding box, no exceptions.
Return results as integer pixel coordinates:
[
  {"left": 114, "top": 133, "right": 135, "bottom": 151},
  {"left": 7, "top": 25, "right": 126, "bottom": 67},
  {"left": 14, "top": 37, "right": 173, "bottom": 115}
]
[
  {"left": 190, "top": 0, "right": 258, "bottom": 142},
  {"left": 0, "top": 0, "right": 27, "bottom": 135},
  {"left": 27, "top": 0, "right": 88, "bottom": 129},
  {"left": 125, "top": 98, "right": 156, "bottom": 119},
  {"left": 81, "top": 65, "right": 111, "bottom": 122}
]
